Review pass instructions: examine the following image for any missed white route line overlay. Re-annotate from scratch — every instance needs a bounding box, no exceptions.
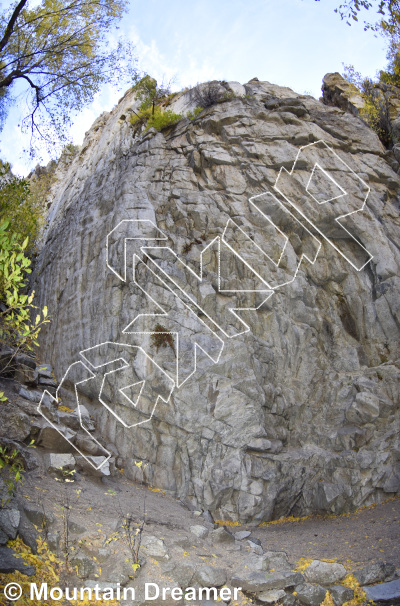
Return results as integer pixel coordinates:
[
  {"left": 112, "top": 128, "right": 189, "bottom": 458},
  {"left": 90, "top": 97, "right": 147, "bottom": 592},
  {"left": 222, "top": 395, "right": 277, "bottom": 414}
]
[
  {"left": 37, "top": 346, "right": 175, "bottom": 470},
  {"left": 37, "top": 361, "right": 112, "bottom": 471},
  {"left": 79, "top": 342, "right": 175, "bottom": 425},
  {"left": 106, "top": 219, "right": 168, "bottom": 282},
  {"left": 124, "top": 253, "right": 225, "bottom": 388},
  {"left": 226, "top": 194, "right": 322, "bottom": 290},
  {"left": 139, "top": 240, "right": 274, "bottom": 338},
  {"left": 274, "top": 139, "right": 373, "bottom": 271},
  {"left": 38, "top": 140, "right": 374, "bottom": 469}
]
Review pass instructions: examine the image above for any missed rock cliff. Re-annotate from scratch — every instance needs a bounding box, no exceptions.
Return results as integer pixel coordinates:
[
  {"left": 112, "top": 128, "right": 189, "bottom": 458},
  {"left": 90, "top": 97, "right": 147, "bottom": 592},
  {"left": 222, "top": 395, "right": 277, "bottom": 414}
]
[{"left": 32, "top": 78, "right": 400, "bottom": 522}]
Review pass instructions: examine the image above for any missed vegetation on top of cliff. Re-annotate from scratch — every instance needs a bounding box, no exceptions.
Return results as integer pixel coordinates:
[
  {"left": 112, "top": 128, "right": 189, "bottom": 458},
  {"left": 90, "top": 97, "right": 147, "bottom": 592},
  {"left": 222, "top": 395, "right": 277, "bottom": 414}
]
[
  {"left": 129, "top": 75, "right": 183, "bottom": 133},
  {"left": 132, "top": 75, "right": 173, "bottom": 116},
  {"left": 0, "top": 0, "right": 138, "bottom": 153},
  {"left": 330, "top": 0, "right": 400, "bottom": 148},
  {"left": 130, "top": 106, "right": 183, "bottom": 132},
  {"left": 342, "top": 64, "right": 395, "bottom": 147},
  {"left": 189, "top": 81, "right": 235, "bottom": 108}
]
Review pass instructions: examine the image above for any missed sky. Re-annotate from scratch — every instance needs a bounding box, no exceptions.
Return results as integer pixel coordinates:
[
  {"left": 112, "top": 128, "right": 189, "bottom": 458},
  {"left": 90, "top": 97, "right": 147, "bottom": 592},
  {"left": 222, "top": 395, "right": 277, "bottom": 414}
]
[{"left": 0, "top": 0, "right": 389, "bottom": 176}]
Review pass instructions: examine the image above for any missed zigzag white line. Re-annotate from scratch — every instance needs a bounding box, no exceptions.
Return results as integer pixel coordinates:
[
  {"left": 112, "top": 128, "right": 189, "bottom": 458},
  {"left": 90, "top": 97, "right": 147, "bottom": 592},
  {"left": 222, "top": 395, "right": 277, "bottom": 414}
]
[{"left": 274, "top": 139, "right": 373, "bottom": 271}]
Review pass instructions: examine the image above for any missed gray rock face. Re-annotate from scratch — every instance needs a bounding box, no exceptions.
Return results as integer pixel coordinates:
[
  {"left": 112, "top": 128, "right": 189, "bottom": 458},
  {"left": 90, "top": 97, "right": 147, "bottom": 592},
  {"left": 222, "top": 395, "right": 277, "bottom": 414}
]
[{"left": 33, "top": 77, "right": 400, "bottom": 522}]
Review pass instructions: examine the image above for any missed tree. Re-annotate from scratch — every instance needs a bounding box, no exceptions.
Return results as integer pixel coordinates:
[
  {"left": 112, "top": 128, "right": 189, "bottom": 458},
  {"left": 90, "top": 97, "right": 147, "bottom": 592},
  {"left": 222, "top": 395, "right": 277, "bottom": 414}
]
[
  {"left": 0, "top": 164, "right": 49, "bottom": 382},
  {"left": 132, "top": 75, "right": 173, "bottom": 116},
  {"left": 0, "top": 161, "right": 44, "bottom": 249},
  {"left": 0, "top": 0, "right": 138, "bottom": 151},
  {"left": 316, "top": 0, "right": 400, "bottom": 31}
]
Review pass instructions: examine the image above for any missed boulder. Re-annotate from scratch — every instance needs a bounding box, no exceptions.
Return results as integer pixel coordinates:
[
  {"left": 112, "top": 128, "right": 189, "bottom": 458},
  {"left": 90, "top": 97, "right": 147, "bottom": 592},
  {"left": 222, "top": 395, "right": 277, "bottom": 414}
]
[
  {"left": 38, "top": 426, "right": 76, "bottom": 452},
  {"left": 262, "top": 551, "right": 292, "bottom": 572},
  {"left": 0, "top": 509, "right": 20, "bottom": 539},
  {"left": 47, "top": 531, "right": 61, "bottom": 553},
  {"left": 235, "top": 530, "right": 251, "bottom": 541},
  {"left": 18, "top": 511, "right": 39, "bottom": 554},
  {"left": 231, "top": 571, "right": 303, "bottom": 593},
  {"left": 190, "top": 525, "right": 209, "bottom": 539},
  {"left": 0, "top": 547, "right": 35, "bottom": 575},
  {"left": 247, "top": 540, "right": 264, "bottom": 555},
  {"left": 70, "top": 554, "right": 96, "bottom": 579},
  {"left": 202, "top": 510, "right": 215, "bottom": 524},
  {"left": 68, "top": 519, "right": 86, "bottom": 534},
  {"left": 0, "top": 408, "right": 32, "bottom": 441},
  {"left": 196, "top": 565, "right": 227, "bottom": 587},
  {"left": 19, "top": 387, "right": 43, "bottom": 403},
  {"left": 0, "top": 529, "right": 8, "bottom": 545},
  {"left": 167, "top": 563, "right": 196, "bottom": 588},
  {"left": 295, "top": 584, "right": 327, "bottom": 606},
  {"left": 23, "top": 502, "right": 55, "bottom": 527},
  {"left": 46, "top": 453, "right": 76, "bottom": 472},
  {"left": 363, "top": 578, "right": 400, "bottom": 604},
  {"left": 36, "top": 363, "right": 54, "bottom": 379},
  {"left": 141, "top": 535, "right": 169, "bottom": 559},
  {"left": 330, "top": 585, "right": 354, "bottom": 606},
  {"left": 257, "top": 589, "right": 287, "bottom": 604},
  {"left": 304, "top": 560, "right": 347, "bottom": 585},
  {"left": 354, "top": 562, "right": 396, "bottom": 586},
  {"left": 210, "top": 527, "right": 235, "bottom": 544},
  {"left": 75, "top": 455, "right": 110, "bottom": 477}
]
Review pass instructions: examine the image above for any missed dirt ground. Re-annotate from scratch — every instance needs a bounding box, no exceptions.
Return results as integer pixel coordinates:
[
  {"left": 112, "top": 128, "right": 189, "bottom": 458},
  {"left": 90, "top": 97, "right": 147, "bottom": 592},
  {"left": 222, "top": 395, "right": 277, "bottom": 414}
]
[
  {"left": 252, "top": 498, "right": 400, "bottom": 570},
  {"left": 21, "top": 465, "right": 400, "bottom": 573}
]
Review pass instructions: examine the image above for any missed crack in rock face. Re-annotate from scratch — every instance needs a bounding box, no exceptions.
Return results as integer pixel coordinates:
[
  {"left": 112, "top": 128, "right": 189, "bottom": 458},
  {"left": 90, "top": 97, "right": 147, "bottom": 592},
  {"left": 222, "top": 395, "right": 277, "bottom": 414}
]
[{"left": 32, "top": 78, "right": 400, "bottom": 523}]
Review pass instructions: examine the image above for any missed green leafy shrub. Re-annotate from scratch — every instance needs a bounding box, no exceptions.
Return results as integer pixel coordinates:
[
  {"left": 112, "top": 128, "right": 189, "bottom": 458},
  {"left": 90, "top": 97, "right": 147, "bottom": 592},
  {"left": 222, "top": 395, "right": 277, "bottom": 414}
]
[
  {"left": 0, "top": 162, "right": 45, "bottom": 251},
  {"left": 146, "top": 109, "right": 182, "bottom": 131},
  {"left": 0, "top": 444, "right": 25, "bottom": 505},
  {"left": 360, "top": 80, "right": 392, "bottom": 148},
  {"left": 343, "top": 65, "right": 393, "bottom": 148},
  {"left": 129, "top": 75, "right": 182, "bottom": 132},
  {"left": 132, "top": 74, "right": 172, "bottom": 113},
  {"left": 187, "top": 106, "right": 204, "bottom": 120},
  {"left": 129, "top": 106, "right": 182, "bottom": 132},
  {"left": 0, "top": 220, "right": 49, "bottom": 372}
]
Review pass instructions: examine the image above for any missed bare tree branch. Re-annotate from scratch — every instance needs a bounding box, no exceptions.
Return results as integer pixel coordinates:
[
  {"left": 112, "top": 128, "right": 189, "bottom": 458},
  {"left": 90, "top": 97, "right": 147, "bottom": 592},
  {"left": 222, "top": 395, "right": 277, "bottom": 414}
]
[{"left": 0, "top": 0, "right": 28, "bottom": 53}]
